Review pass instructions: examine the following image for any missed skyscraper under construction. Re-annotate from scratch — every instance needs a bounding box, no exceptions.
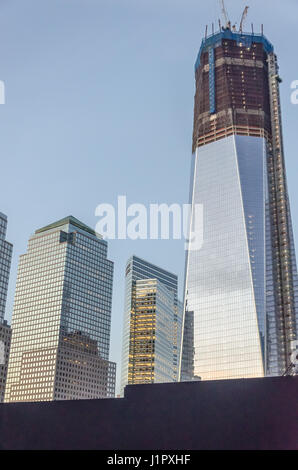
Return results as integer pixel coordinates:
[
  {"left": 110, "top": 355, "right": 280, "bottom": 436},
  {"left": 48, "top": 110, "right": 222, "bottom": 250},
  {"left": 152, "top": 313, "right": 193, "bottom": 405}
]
[{"left": 181, "top": 23, "right": 298, "bottom": 381}]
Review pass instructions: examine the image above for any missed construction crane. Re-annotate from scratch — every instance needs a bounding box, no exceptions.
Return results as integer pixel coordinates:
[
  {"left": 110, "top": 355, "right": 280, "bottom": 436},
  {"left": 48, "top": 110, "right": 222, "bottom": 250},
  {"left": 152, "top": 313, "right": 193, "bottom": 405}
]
[
  {"left": 220, "top": 0, "right": 231, "bottom": 30},
  {"left": 239, "top": 6, "right": 249, "bottom": 33},
  {"left": 282, "top": 362, "right": 298, "bottom": 377},
  {"left": 282, "top": 345, "right": 298, "bottom": 376}
]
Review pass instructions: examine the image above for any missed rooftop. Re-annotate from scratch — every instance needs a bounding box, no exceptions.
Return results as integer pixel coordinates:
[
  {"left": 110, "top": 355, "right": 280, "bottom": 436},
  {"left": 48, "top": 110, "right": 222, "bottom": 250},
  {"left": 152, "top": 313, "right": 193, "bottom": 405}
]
[
  {"left": 195, "top": 29, "right": 274, "bottom": 71},
  {"left": 35, "top": 215, "right": 102, "bottom": 239}
]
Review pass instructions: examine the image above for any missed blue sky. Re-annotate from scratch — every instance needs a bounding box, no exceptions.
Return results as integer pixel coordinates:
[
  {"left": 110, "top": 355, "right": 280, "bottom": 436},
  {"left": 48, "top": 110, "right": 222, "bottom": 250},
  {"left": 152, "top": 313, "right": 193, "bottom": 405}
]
[{"left": 1, "top": 0, "right": 298, "bottom": 393}]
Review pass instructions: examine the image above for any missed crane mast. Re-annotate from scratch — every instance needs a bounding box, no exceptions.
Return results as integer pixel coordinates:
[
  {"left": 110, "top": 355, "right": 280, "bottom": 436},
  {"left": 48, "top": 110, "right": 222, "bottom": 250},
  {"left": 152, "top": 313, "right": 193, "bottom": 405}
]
[
  {"left": 219, "top": 2, "right": 250, "bottom": 33},
  {"left": 220, "top": 0, "right": 230, "bottom": 29}
]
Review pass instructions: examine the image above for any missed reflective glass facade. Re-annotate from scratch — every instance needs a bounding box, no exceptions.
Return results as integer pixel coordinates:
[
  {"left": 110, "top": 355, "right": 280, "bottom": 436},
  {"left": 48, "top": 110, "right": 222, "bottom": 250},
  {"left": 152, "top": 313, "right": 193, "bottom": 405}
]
[
  {"left": 0, "top": 213, "right": 13, "bottom": 323},
  {"left": 184, "top": 136, "right": 265, "bottom": 380},
  {"left": 121, "top": 256, "right": 182, "bottom": 393},
  {"left": 127, "top": 279, "right": 176, "bottom": 385},
  {"left": 5, "top": 216, "right": 116, "bottom": 402}
]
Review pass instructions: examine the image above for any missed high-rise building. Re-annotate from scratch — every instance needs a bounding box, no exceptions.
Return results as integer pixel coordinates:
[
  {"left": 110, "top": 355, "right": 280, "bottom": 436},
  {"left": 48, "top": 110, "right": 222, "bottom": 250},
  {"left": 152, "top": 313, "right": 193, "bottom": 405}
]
[
  {"left": 173, "top": 299, "right": 183, "bottom": 381},
  {"left": 121, "top": 256, "right": 182, "bottom": 393},
  {"left": 0, "top": 212, "right": 13, "bottom": 323},
  {"left": 5, "top": 216, "right": 116, "bottom": 402},
  {"left": 128, "top": 278, "right": 177, "bottom": 385},
  {"left": 0, "top": 320, "right": 11, "bottom": 402},
  {"left": 181, "top": 26, "right": 298, "bottom": 381},
  {"left": 180, "top": 310, "right": 194, "bottom": 382}
]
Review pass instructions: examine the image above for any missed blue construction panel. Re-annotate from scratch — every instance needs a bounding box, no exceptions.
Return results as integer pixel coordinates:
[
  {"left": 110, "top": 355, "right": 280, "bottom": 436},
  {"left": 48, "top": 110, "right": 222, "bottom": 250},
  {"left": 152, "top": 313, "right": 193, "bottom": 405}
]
[
  {"left": 195, "top": 30, "right": 274, "bottom": 71},
  {"left": 209, "top": 48, "right": 216, "bottom": 114}
]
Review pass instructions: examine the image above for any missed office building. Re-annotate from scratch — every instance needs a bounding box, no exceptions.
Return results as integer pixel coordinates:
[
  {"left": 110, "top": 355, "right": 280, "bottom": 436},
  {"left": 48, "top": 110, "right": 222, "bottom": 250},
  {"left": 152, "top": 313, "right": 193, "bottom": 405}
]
[
  {"left": 0, "top": 320, "right": 11, "bottom": 402},
  {"left": 121, "top": 256, "right": 182, "bottom": 392},
  {"left": 173, "top": 299, "right": 183, "bottom": 381},
  {"left": 180, "top": 310, "right": 194, "bottom": 382},
  {"left": 128, "top": 278, "right": 177, "bottom": 385},
  {"left": 0, "top": 212, "right": 13, "bottom": 323},
  {"left": 5, "top": 216, "right": 116, "bottom": 402},
  {"left": 181, "top": 26, "right": 298, "bottom": 380}
]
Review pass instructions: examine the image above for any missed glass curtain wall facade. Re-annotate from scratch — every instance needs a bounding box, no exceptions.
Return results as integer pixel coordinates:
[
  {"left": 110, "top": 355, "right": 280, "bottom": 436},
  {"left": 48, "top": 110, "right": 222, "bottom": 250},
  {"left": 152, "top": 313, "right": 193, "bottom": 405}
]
[
  {"left": 173, "top": 300, "right": 183, "bottom": 381},
  {"left": 121, "top": 256, "right": 182, "bottom": 393},
  {"left": 0, "top": 213, "right": 13, "bottom": 323},
  {"left": 181, "top": 28, "right": 298, "bottom": 381},
  {"left": 128, "top": 278, "right": 176, "bottom": 385},
  {"left": 5, "top": 216, "right": 116, "bottom": 402}
]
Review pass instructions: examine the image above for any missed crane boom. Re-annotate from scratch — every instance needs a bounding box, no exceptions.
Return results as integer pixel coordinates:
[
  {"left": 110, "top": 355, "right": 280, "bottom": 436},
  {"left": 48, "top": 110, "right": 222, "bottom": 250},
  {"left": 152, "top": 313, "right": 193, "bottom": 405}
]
[{"left": 239, "top": 6, "right": 249, "bottom": 33}]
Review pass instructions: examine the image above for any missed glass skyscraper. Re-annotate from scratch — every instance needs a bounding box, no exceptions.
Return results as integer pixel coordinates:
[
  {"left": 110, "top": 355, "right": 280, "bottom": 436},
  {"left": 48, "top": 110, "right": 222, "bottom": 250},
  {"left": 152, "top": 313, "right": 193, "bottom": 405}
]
[
  {"left": 5, "top": 216, "right": 116, "bottom": 402},
  {"left": 127, "top": 278, "right": 177, "bottom": 385},
  {"left": 121, "top": 256, "right": 182, "bottom": 393},
  {"left": 181, "top": 27, "right": 298, "bottom": 381},
  {"left": 0, "top": 212, "right": 13, "bottom": 323}
]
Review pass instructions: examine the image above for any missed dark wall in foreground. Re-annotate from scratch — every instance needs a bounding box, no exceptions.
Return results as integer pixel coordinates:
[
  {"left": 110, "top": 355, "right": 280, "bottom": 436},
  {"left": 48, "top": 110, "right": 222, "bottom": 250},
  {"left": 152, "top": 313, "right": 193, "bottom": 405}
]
[{"left": 0, "top": 376, "right": 297, "bottom": 450}]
